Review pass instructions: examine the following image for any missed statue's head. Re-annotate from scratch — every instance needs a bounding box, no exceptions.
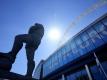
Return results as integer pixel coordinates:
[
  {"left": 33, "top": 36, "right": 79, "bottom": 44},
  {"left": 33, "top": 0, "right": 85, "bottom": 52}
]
[
  {"left": 34, "top": 23, "right": 44, "bottom": 30},
  {"left": 34, "top": 23, "right": 44, "bottom": 38},
  {"left": 28, "top": 23, "right": 44, "bottom": 37}
]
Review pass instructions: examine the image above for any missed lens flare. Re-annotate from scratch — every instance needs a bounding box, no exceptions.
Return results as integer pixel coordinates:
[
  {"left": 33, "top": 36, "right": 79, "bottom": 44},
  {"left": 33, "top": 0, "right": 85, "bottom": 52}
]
[{"left": 48, "top": 27, "right": 61, "bottom": 41}]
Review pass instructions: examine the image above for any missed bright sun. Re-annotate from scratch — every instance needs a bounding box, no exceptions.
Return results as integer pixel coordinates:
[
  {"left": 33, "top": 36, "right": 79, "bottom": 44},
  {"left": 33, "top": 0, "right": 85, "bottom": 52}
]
[{"left": 48, "top": 27, "right": 61, "bottom": 41}]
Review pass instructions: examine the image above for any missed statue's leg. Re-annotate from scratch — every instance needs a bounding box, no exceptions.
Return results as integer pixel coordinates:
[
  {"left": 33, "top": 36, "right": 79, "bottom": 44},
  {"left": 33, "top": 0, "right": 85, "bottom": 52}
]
[
  {"left": 6, "top": 34, "right": 30, "bottom": 63},
  {"left": 25, "top": 47, "right": 36, "bottom": 77}
]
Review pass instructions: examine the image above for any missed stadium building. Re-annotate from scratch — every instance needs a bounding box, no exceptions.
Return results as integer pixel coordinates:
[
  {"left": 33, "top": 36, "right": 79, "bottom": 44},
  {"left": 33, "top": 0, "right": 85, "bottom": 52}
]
[{"left": 33, "top": 13, "right": 107, "bottom": 80}]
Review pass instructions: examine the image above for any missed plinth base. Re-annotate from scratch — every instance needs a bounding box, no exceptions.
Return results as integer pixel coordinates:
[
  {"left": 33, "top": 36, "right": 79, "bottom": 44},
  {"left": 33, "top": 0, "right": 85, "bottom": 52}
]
[{"left": 0, "top": 70, "right": 38, "bottom": 80}]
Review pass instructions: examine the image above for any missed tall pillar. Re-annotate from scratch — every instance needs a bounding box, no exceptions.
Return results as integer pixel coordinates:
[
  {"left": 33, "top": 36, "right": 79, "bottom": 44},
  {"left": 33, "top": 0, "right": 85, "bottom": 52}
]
[
  {"left": 85, "top": 64, "right": 93, "bottom": 80},
  {"left": 62, "top": 74, "right": 65, "bottom": 80}
]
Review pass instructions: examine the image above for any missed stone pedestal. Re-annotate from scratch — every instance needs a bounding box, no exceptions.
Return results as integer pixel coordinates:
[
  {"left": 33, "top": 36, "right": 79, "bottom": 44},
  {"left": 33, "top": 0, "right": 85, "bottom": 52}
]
[
  {"left": 0, "top": 70, "right": 38, "bottom": 80},
  {"left": 0, "top": 53, "right": 12, "bottom": 71}
]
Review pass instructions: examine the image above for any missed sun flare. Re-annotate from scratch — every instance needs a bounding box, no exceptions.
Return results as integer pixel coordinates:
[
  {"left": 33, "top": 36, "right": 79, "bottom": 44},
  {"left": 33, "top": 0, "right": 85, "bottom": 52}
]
[{"left": 48, "top": 27, "right": 61, "bottom": 41}]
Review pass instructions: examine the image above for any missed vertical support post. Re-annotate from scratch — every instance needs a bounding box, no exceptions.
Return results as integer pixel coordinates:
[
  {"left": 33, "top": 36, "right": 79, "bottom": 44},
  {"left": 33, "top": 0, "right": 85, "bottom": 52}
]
[
  {"left": 85, "top": 64, "right": 93, "bottom": 80},
  {"left": 94, "top": 52, "right": 107, "bottom": 79},
  {"left": 62, "top": 74, "right": 65, "bottom": 80}
]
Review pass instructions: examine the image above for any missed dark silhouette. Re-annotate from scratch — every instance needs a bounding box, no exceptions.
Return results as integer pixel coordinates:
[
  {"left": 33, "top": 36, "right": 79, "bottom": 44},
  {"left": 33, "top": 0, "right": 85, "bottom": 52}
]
[{"left": 0, "top": 23, "right": 44, "bottom": 78}]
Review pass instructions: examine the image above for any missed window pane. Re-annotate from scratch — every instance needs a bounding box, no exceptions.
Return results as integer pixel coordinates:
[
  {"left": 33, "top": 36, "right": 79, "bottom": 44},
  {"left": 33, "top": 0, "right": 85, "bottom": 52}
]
[
  {"left": 87, "top": 27, "right": 104, "bottom": 48},
  {"left": 70, "top": 40, "right": 76, "bottom": 49},
  {"left": 67, "top": 51, "right": 74, "bottom": 62},
  {"left": 78, "top": 48, "right": 86, "bottom": 55},
  {"left": 70, "top": 40, "right": 80, "bottom": 59},
  {"left": 75, "top": 35, "right": 83, "bottom": 45},
  {"left": 70, "top": 41, "right": 78, "bottom": 53},
  {"left": 48, "top": 59, "right": 52, "bottom": 72},
  {"left": 93, "top": 22, "right": 106, "bottom": 32},
  {"left": 43, "top": 64, "right": 46, "bottom": 77},
  {"left": 78, "top": 43, "right": 88, "bottom": 55},
  {"left": 84, "top": 39, "right": 95, "bottom": 52},
  {"left": 80, "top": 32, "right": 90, "bottom": 41},
  {"left": 102, "top": 17, "right": 107, "bottom": 26},
  {"left": 91, "top": 34, "right": 104, "bottom": 48},
  {"left": 65, "top": 42, "right": 71, "bottom": 53},
  {"left": 61, "top": 46, "right": 68, "bottom": 64},
  {"left": 98, "top": 29, "right": 107, "bottom": 43},
  {"left": 61, "top": 45, "right": 66, "bottom": 54},
  {"left": 52, "top": 53, "right": 59, "bottom": 71},
  {"left": 72, "top": 48, "right": 80, "bottom": 59},
  {"left": 57, "top": 50, "right": 63, "bottom": 67},
  {"left": 45, "top": 60, "right": 51, "bottom": 75},
  {"left": 87, "top": 27, "right": 98, "bottom": 38}
]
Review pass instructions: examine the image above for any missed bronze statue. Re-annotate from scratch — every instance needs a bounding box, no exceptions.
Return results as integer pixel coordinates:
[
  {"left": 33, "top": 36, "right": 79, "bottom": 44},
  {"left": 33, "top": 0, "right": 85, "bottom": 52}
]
[{"left": 0, "top": 23, "right": 44, "bottom": 78}]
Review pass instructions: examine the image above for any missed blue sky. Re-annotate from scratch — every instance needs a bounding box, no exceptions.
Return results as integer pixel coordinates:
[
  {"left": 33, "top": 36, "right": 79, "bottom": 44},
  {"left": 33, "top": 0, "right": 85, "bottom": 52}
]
[{"left": 0, "top": 0, "right": 107, "bottom": 75}]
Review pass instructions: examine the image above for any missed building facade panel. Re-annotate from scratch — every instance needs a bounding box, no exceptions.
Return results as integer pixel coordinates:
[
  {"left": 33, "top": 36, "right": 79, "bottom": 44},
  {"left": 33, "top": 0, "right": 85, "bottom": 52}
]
[
  {"left": 102, "top": 17, "right": 107, "bottom": 26},
  {"left": 75, "top": 36, "right": 88, "bottom": 55},
  {"left": 82, "top": 39, "right": 95, "bottom": 52},
  {"left": 57, "top": 50, "right": 64, "bottom": 68},
  {"left": 87, "top": 27, "right": 105, "bottom": 48}
]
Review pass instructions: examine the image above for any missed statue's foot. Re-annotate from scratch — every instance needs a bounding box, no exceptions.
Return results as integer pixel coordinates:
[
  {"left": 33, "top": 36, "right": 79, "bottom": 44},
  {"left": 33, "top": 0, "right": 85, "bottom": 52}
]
[{"left": 0, "top": 52, "right": 15, "bottom": 63}]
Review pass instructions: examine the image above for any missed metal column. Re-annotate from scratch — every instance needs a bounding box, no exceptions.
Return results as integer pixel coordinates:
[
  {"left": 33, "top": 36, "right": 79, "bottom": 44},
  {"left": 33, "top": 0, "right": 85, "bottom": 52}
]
[
  {"left": 94, "top": 52, "right": 107, "bottom": 79},
  {"left": 85, "top": 64, "right": 93, "bottom": 80},
  {"left": 62, "top": 74, "right": 65, "bottom": 80}
]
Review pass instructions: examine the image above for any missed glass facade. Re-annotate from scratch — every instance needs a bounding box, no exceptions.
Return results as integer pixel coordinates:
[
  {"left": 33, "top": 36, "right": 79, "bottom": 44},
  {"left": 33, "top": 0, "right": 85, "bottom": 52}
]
[
  {"left": 57, "top": 50, "right": 63, "bottom": 68},
  {"left": 96, "top": 21, "right": 107, "bottom": 43},
  {"left": 102, "top": 17, "right": 107, "bottom": 26},
  {"left": 87, "top": 27, "right": 104, "bottom": 48},
  {"left": 51, "top": 53, "right": 59, "bottom": 72},
  {"left": 75, "top": 35, "right": 88, "bottom": 55},
  {"left": 41, "top": 15, "right": 107, "bottom": 78}
]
